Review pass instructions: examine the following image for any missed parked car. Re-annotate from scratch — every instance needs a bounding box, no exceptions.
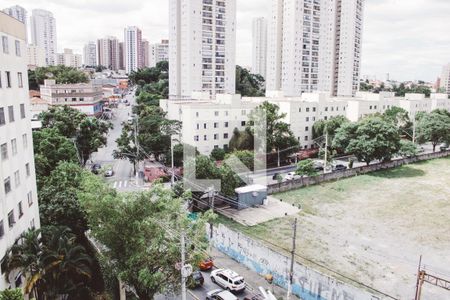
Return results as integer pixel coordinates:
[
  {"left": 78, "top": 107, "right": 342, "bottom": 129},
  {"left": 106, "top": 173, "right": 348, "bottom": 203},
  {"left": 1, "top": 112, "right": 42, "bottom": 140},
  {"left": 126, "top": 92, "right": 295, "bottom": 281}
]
[
  {"left": 206, "top": 289, "right": 238, "bottom": 300},
  {"left": 440, "top": 143, "right": 449, "bottom": 151},
  {"left": 272, "top": 172, "right": 280, "bottom": 180},
  {"left": 187, "top": 271, "right": 204, "bottom": 288},
  {"left": 210, "top": 269, "right": 246, "bottom": 293},
  {"left": 104, "top": 168, "right": 114, "bottom": 177},
  {"left": 91, "top": 164, "right": 101, "bottom": 174},
  {"left": 333, "top": 164, "right": 347, "bottom": 171},
  {"left": 199, "top": 257, "right": 214, "bottom": 271},
  {"left": 127, "top": 116, "right": 134, "bottom": 125},
  {"left": 284, "top": 172, "right": 301, "bottom": 181}
]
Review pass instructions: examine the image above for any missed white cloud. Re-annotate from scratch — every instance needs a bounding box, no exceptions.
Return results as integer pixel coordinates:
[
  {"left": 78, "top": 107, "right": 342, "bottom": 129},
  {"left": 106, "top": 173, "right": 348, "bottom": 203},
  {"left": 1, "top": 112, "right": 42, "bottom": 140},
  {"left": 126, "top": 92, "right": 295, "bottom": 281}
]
[{"left": 5, "top": 0, "right": 449, "bottom": 82}]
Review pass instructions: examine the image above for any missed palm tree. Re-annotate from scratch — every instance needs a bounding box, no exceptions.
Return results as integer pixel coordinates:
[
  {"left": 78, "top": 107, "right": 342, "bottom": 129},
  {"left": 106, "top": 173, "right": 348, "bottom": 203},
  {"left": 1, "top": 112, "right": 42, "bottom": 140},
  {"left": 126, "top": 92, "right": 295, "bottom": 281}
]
[{"left": 4, "top": 226, "right": 92, "bottom": 300}]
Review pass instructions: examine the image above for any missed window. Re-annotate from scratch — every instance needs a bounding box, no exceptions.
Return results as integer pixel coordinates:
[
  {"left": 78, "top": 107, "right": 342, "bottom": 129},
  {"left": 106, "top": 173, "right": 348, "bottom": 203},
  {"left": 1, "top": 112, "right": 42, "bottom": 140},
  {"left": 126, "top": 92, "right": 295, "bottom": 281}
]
[
  {"left": 224, "top": 122, "right": 229, "bottom": 128},
  {"left": 15, "top": 40, "right": 20, "bottom": 56},
  {"left": 18, "top": 202, "right": 23, "bottom": 218},
  {"left": 8, "top": 211, "right": 15, "bottom": 228},
  {"left": 306, "top": 117, "right": 309, "bottom": 122},
  {"left": 14, "top": 170, "right": 20, "bottom": 187},
  {"left": 241, "top": 121, "right": 246, "bottom": 126},
  {"left": 1, "top": 143, "right": 7, "bottom": 160},
  {"left": 223, "top": 133, "right": 229, "bottom": 139},
  {"left": 11, "top": 139, "right": 17, "bottom": 155},
  {"left": 196, "top": 123, "right": 199, "bottom": 130},
  {"left": 204, "top": 135, "right": 207, "bottom": 141},
  {"left": 6, "top": 72, "right": 11, "bottom": 88},
  {"left": 22, "top": 134, "right": 28, "bottom": 148},
  {"left": 214, "top": 134, "right": 218, "bottom": 140},
  {"left": 4, "top": 177, "right": 11, "bottom": 194},
  {"left": 196, "top": 112, "right": 199, "bottom": 117},
  {"left": 214, "top": 111, "right": 219, "bottom": 116},
  {"left": 306, "top": 107, "right": 310, "bottom": 112},
  {"left": 18, "top": 73, "right": 23, "bottom": 88},
  {"left": 0, "top": 108, "right": 4, "bottom": 125},
  {"left": 313, "top": 107, "right": 316, "bottom": 112},
  {"left": 305, "top": 136, "right": 309, "bottom": 141},
  {"left": 203, "top": 123, "right": 207, "bottom": 129},
  {"left": 25, "top": 163, "right": 30, "bottom": 177},
  {"left": 305, "top": 126, "right": 309, "bottom": 131},
  {"left": 194, "top": 135, "right": 199, "bottom": 142},
  {"left": 30, "top": 218, "right": 35, "bottom": 229},
  {"left": 2, "top": 36, "right": 8, "bottom": 54},
  {"left": 241, "top": 110, "right": 246, "bottom": 116},
  {"left": 8, "top": 105, "right": 14, "bottom": 122},
  {"left": 0, "top": 220, "right": 4, "bottom": 239},
  {"left": 325, "top": 107, "right": 328, "bottom": 112},
  {"left": 214, "top": 122, "right": 219, "bottom": 128},
  {"left": 27, "top": 191, "right": 33, "bottom": 206}
]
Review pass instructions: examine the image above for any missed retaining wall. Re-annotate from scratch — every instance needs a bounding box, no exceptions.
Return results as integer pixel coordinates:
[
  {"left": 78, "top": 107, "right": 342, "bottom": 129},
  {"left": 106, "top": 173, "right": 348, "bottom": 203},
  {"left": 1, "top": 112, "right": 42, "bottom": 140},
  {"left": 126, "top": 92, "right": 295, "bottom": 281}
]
[
  {"left": 268, "top": 151, "right": 450, "bottom": 194},
  {"left": 211, "top": 224, "right": 391, "bottom": 300}
]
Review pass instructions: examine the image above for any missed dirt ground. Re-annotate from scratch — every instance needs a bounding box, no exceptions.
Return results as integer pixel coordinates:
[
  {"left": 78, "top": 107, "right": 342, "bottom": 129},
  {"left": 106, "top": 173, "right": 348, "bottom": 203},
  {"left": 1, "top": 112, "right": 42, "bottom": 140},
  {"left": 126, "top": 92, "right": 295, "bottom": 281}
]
[{"left": 221, "top": 157, "right": 450, "bottom": 300}]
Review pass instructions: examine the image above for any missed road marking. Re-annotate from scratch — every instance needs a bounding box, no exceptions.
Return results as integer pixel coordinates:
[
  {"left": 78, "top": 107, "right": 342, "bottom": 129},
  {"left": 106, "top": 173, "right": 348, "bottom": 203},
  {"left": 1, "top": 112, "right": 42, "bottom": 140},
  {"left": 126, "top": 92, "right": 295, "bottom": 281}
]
[
  {"left": 118, "top": 181, "right": 122, "bottom": 188},
  {"left": 123, "top": 180, "right": 128, "bottom": 188},
  {"left": 113, "top": 181, "right": 117, "bottom": 189}
]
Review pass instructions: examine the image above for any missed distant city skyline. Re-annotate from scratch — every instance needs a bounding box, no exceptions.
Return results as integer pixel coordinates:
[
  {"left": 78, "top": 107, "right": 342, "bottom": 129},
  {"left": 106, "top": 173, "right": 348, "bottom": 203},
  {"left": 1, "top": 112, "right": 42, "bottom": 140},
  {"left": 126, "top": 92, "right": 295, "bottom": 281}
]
[{"left": 3, "top": 0, "right": 450, "bottom": 81}]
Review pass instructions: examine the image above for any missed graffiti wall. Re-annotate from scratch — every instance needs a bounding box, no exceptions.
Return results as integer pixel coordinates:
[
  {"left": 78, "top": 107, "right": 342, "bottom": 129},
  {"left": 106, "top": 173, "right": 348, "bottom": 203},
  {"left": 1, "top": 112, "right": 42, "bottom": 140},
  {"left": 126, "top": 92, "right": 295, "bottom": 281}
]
[{"left": 210, "top": 224, "right": 386, "bottom": 300}]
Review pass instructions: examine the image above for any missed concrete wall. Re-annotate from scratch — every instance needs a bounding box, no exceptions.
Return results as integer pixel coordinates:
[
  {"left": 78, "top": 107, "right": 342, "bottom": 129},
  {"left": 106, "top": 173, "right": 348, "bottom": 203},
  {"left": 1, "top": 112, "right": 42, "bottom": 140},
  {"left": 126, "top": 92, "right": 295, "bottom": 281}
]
[
  {"left": 210, "top": 224, "right": 388, "bottom": 300},
  {"left": 268, "top": 151, "right": 450, "bottom": 194}
]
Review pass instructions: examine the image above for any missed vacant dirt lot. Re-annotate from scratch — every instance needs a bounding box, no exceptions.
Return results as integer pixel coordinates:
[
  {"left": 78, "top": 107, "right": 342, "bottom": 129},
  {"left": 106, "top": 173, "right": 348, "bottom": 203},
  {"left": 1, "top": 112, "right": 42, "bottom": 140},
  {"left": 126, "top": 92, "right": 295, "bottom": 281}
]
[{"left": 221, "top": 157, "right": 450, "bottom": 299}]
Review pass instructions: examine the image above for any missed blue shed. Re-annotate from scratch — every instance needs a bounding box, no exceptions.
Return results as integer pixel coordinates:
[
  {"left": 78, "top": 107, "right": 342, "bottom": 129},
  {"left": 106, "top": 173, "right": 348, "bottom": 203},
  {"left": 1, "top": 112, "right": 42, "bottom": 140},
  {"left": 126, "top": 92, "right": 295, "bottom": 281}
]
[{"left": 234, "top": 184, "right": 268, "bottom": 210}]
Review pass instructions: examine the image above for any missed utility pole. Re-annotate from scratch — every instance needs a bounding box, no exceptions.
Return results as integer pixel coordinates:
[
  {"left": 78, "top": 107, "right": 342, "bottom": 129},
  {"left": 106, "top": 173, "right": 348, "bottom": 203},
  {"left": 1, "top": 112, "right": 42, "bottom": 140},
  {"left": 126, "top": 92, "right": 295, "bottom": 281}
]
[
  {"left": 412, "top": 114, "right": 416, "bottom": 144},
  {"left": 277, "top": 148, "right": 280, "bottom": 167},
  {"left": 171, "top": 138, "right": 175, "bottom": 186},
  {"left": 208, "top": 187, "right": 215, "bottom": 249},
  {"left": 324, "top": 125, "right": 329, "bottom": 170},
  {"left": 414, "top": 255, "right": 423, "bottom": 300},
  {"left": 181, "top": 231, "right": 187, "bottom": 300},
  {"left": 134, "top": 115, "right": 140, "bottom": 185},
  {"left": 286, "top": 218, "right": 297, "bottom": 300}
]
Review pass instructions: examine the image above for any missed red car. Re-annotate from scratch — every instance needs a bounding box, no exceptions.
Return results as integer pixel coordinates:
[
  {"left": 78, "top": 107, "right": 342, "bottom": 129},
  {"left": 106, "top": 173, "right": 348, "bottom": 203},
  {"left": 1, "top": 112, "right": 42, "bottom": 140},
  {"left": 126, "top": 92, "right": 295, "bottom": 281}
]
[{"left": 199, "top": 258, "right": 214, "bottom": 271}]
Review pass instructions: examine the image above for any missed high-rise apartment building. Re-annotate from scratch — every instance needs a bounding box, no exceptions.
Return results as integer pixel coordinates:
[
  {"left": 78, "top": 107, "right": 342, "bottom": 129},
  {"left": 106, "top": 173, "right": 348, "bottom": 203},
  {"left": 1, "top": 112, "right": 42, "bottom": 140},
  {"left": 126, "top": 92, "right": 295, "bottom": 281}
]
[
  {"left": 266, "top": 0, "right": 364, "bottom": 97},
  {"left": 149, "top": 39, "right": 169, "bottom": 68},
  {"left": 83, "top": 41, "right": 97, "bottom": 67},
  {"left": 3, "top": 5, "right": 27, "bottom": 24},
  {"left": 0, "top": 12, "right": 41, "bottom": 289},
  {"left": 169, "top": 0, "right": 236, "bottom": 99},
  {"left": 252, "top": 17, "right": 267, "bottom": 78},
  {"left": 30, "top": 9, "right": 57, "bottom": 66},
  {"left": 440, "top": 64, "right": 450, "bottom": 94},
  {"left": 124, "top": 26, "right": 143, "bottom": 74},
  {"left": 27, "top": 45, "right": 46, "bottom": 68},
  {"left": 142, "top": 39, "right": 150, "bottom": 67},
  {"left": 55, "top": 48, "right": 82, "bottom": 68},
  {"left": 97, "top": 36, "right": 120, "bottom": 71},
  {"left": 118, "top": 42, "right": 125, "bottom": 70}
]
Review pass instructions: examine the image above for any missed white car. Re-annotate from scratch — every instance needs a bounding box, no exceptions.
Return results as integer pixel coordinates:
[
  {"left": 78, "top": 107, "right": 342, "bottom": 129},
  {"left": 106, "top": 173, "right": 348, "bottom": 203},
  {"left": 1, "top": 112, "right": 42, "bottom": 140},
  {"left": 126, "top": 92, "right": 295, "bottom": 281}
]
[
  {"left": 206, "top": 289, "right": 237, "bottom": 300},
  {"left": 210, "top": 269, "right": 246, "bottom": 293},
  {"left": 284, "top": 172, "right": 301, "bottom": 181}
]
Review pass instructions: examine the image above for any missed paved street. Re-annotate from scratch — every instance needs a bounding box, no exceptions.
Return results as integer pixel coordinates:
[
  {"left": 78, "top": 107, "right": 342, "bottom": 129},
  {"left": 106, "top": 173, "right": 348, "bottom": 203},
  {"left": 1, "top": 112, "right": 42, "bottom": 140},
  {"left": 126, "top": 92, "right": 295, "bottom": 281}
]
[{"left": 90, "top": 90, "right": 140, "bottom": 192}]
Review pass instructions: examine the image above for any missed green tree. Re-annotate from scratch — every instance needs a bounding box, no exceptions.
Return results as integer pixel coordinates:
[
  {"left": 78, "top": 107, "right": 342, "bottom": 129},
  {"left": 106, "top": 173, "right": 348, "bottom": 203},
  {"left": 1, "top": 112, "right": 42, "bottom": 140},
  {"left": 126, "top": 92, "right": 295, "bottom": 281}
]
[
  {"left": 130, "top": 62, "right": 169, "bottom": 98},
  {"left": 0, "top": 289, "right": 24, "bottom": 300},
  {"left": 416, "top": 112, "right": 450, "bottom": 151},
  {"left": 33, "top": 128, "right": 78, "bottom": 185},
  {"left": 312, "top": 116, "right": 349, "bottom": 140},
  {"left": 40, "top": 106, "right": 85, "bottom": 138},
  {"left": 219, "top": 164, "right": 245, "bottom": 197},
  {"left": 382, "top": 106, "right": 413, "bottom": 138},
  {"left": 185, "top": 155, "right": 221, "bottom": 181},
  {"left": 228, "top": 127, "right": 254, "bottom": 151},
  {"left": 295, "top": 159, "right": 318, "bottom": 177},
  {"left": 224, "top": 150, "right": 255, "bottom": 172},
  {"left": 4, "top": 227, "right": 92, "bottom": 300},
  {"left": 399, "top": 140, "right": 418, "bottom": 157},
  {"left": 80, "top": 183, "right": 212, "bottom": 300},
  {"left": 76, "top": 117, "right": 112, "bottom": 165},
  {"left": 165, "top": 143, "right": 199, "bottom": 168},
  {"left": 134, "top": 91, "right": 162, "bottom": 114},
  {"left": 235, "top": 65, "right": 265, "bottom": 96},
  {"left": 210, "top": 147, "right": 226, "bottom": 161},
  {"left": 30, "top": 65, "right": 88, "bottom": 87},
  {"left": 333, "top": 117, "right": 401, "bottom": 165}
]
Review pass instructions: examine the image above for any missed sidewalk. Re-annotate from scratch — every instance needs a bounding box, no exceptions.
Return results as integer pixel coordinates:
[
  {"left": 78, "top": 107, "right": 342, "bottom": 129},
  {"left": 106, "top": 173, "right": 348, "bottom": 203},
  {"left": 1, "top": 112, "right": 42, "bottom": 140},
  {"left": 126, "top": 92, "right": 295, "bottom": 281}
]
[{"left": 211, "top": 247, "right": 293, "bottom": 300}]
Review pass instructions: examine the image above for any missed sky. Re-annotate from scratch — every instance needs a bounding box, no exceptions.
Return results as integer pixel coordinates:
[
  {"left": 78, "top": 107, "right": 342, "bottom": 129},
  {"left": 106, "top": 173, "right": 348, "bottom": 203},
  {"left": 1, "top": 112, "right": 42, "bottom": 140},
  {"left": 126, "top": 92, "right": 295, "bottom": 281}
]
[{"left": 4, "top": 0, "right": 450, "bottom": 82}]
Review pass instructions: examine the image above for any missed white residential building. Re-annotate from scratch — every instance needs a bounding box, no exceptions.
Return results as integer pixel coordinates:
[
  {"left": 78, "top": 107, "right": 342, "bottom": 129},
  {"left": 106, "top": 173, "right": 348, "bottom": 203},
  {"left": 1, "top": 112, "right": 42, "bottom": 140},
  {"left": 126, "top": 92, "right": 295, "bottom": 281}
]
[
  {"left": 149, "top": 39, "right": 169, "bottom": 68},
  {"left": 55, "top": 48, "right": 82, "bottom": 68},
  {"left": 3, "top": 5, "right": 27, "bottom": 24},
  {"left": 163, "top": 90, "right": 450, "bottom": 154},
  {"left": 252, "top": 17, "right": 267, "bottom": 78},
  {"left": 266, "top": 0, "right": 365, "bottom": 97},
  {"left": 124, "top": 26, "right": 143, "bottom": 74},
  {"left": 169, "top": 0, "right": 236, "bottom": 100},
  {"left": 30, "top": 9, "right": 56, "bottom": 66},
  {"left": 40, "top": 80, "right": 103, "bottom": 117},
  {"left": 0, "top": 12, "right": 40, "bottom": 289},
  {"left": 27, "top": 44, "right": 46, "bottom": 68},
  {"left": 83, "top": 41, "right": 97, "bottom": 67},
  {"left": 439, "top": 63, "right": 450, "bottom": 94},
  {"left": 97, "top": 36, "right": 120, "bottom": 71}
]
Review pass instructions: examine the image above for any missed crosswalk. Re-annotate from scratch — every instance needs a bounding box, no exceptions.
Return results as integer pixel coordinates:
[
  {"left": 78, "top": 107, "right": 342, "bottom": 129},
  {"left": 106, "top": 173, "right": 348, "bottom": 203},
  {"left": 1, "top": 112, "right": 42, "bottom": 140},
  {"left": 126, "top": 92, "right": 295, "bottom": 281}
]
[{"left": 112, "top": 180, "right": 128, "bottom": 189}]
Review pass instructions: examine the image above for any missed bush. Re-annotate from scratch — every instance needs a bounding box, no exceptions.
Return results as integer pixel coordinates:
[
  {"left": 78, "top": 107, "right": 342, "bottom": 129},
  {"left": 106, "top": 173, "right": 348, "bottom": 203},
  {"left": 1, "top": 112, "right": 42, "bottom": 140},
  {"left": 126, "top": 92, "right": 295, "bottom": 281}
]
[
  {"left": 210, "top": 148, "right": 226, "bottom": 161},
  {"left": 0, "top": 289, "right": 23, "bottom": 300}
]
